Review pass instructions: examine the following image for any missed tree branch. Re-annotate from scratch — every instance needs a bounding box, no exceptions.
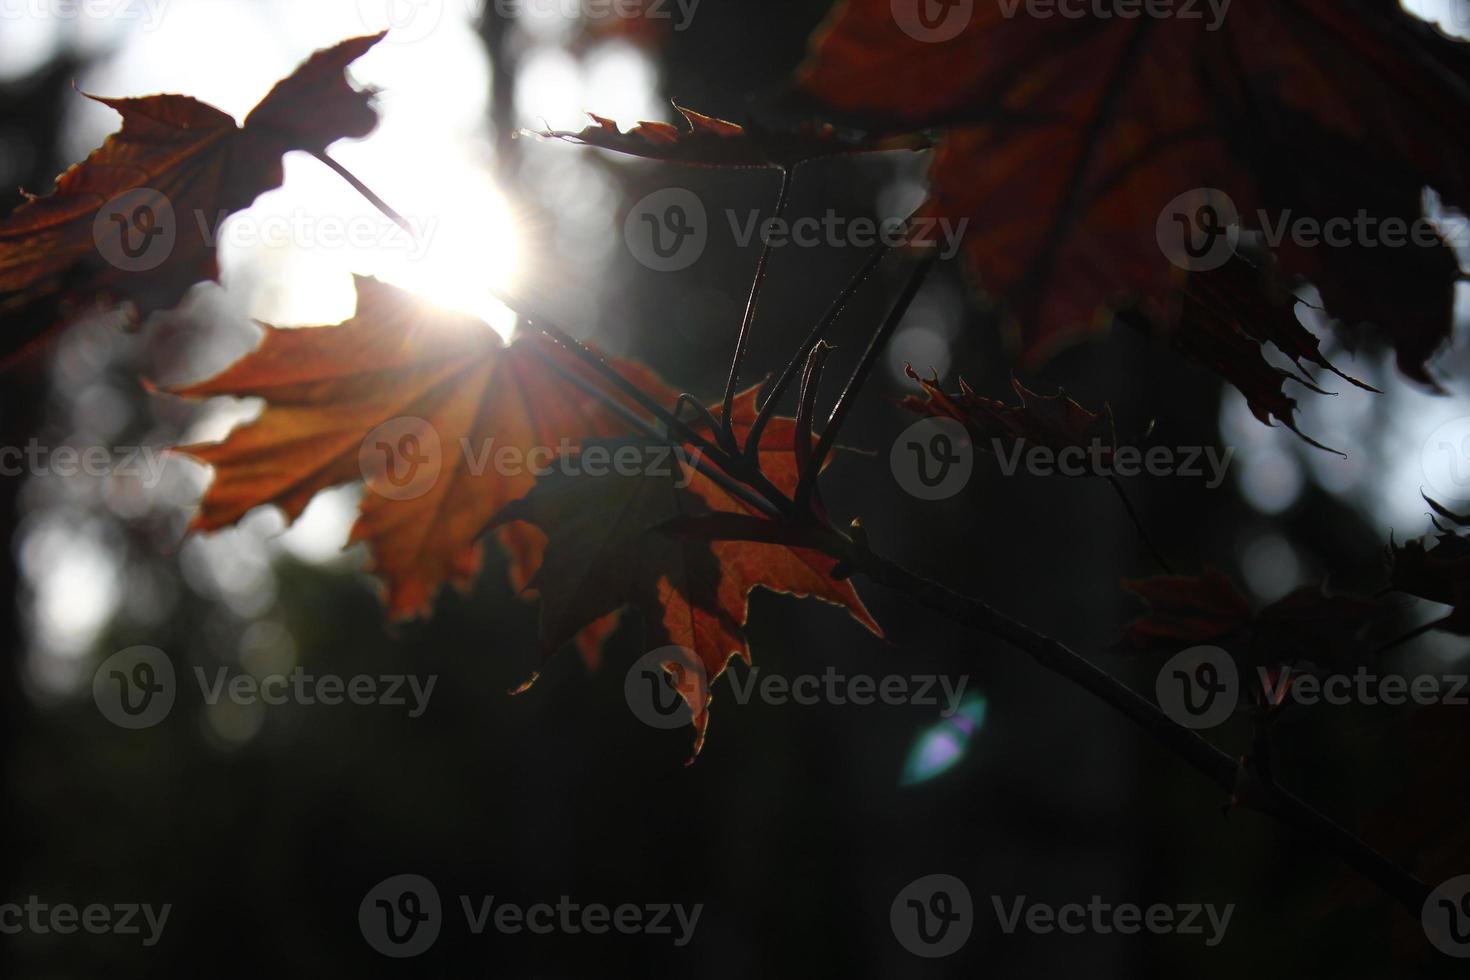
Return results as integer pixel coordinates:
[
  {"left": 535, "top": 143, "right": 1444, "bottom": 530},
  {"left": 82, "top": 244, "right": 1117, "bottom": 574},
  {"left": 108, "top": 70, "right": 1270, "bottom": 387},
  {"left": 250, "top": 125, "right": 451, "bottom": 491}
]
[{"left": 837, "top": 533, "right": 1432, "bottom": 918}]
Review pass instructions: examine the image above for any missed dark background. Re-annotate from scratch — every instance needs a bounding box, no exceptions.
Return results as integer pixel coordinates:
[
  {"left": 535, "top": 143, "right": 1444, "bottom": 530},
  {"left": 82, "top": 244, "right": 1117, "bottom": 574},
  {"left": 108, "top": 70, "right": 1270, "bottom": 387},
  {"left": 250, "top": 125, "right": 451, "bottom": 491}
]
[{"left": 0, "top": 1, "right": 1465, "bottom": 976}]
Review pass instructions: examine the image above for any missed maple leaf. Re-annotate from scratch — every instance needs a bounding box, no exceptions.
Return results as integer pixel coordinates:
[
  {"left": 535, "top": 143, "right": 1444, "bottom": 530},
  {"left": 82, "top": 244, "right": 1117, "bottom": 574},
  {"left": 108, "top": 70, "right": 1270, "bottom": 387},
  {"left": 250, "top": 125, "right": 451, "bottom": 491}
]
[
  {"left": 1128, "top": 251, "right": 1373, "bottom": 451},
  {"left": 1386, "top": 497, "right": 1470, "bottom": 635},
  {"left": 1120, "top": 568, "right": 1253, "bottom": 651},
  {"left": 494, "top": 387, "right": 880, "bottom": 758},
  {"left": 901, "top": 363, "right": 1116, "bottom": 465},
  {"left": 536, "top": 103, "right": 927, "bottom": 168},
  {"left": 1122, "top": 569, "right": 1385, "bottom": 668},
  {"left": 799, "top": 1, "right": 1469, "bottom": 384},
  {"left": 168, "top": 276, "right": 678, "bottom": 621},
  {"left": 0, "top": 32, "right": 386, "bottom": 364}
]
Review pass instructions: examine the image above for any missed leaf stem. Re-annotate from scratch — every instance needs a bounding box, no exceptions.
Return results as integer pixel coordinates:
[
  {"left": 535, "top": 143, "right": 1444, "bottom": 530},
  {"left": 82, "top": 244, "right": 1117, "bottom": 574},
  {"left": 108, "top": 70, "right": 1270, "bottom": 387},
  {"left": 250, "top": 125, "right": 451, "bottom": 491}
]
[
  {"left": 308, "top": 149, "right": 415, "bottom": 238},
  {"left": 722, "top": 167, "right": 795, "bottom": 450},
  {"left": 491, "top": 294, "right": 728, "bottom": 467},
  {"left": 1105, "top": 474, "right": 1175, "bottom": 574},
  {"left": 522, "top": 342, "right": 787, "bottom": 521},
  {"left": 745, "top": 242, "right": 890, "bottom": 457},
  {"left": 796, "top": 250, "right": 937, "bottom": 509}
]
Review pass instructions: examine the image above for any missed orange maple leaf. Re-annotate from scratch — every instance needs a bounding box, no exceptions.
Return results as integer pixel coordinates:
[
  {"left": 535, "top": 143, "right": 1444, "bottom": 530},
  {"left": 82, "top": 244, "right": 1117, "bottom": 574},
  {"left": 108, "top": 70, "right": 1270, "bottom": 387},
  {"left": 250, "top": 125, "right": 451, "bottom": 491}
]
[
  {"left": 168, "top": 276, "right": 677, "bottom": 621},
  {"left": 0, "top": 32, "right": 386, "bottom": 363},
  {"left": 494, "top": 387, "right": 881, "bottom": 758}
]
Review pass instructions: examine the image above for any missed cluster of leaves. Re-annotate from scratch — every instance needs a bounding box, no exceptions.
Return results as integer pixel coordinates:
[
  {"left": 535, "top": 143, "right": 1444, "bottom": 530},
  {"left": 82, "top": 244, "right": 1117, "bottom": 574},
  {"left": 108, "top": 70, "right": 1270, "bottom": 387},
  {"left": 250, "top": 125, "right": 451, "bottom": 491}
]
[
  {"left": 0, "top": 3, "right": 1467, "bottom": 765},
  {"left": 1118, "top": 490, "right": 1470, "bottom": 722},
  {"left": 798, "top": 0, "right": 1469, "bottom": 396}
]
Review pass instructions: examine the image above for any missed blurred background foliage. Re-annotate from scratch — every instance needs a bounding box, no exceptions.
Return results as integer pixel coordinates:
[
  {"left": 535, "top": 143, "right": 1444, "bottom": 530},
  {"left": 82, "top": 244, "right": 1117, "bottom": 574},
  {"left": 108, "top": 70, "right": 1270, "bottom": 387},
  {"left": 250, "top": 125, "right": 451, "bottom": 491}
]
[{"left": 1, "top": 0, "right": 1469, "bottom": 975}]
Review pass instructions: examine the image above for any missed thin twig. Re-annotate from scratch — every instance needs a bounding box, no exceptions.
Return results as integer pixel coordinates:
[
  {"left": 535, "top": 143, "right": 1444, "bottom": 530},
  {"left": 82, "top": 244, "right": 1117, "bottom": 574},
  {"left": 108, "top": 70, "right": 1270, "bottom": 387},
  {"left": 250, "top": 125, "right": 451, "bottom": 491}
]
[
  {"left": 490, "top": 292, "right": 729, "bottom": 467},
  {"left": 746, "top": 243, "right": 890, "bottom": 457},
  {"left": 797, "top": 251, "right": 937, "bottom": 510},
  {"left": 309, "top": 149, "right": 415, "bottom": 238},
  {"left": 492, "top": 293, "right": 798, "bottom": 514},
  {"left": 1105, "top": 474, "right": 1175, "bottom": 574},
  {"left": 521, "top": 342, "right": 787, "bottom": 522},
  {"left": 723, "top": 167, "right": 795, "bottom": 449}
]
